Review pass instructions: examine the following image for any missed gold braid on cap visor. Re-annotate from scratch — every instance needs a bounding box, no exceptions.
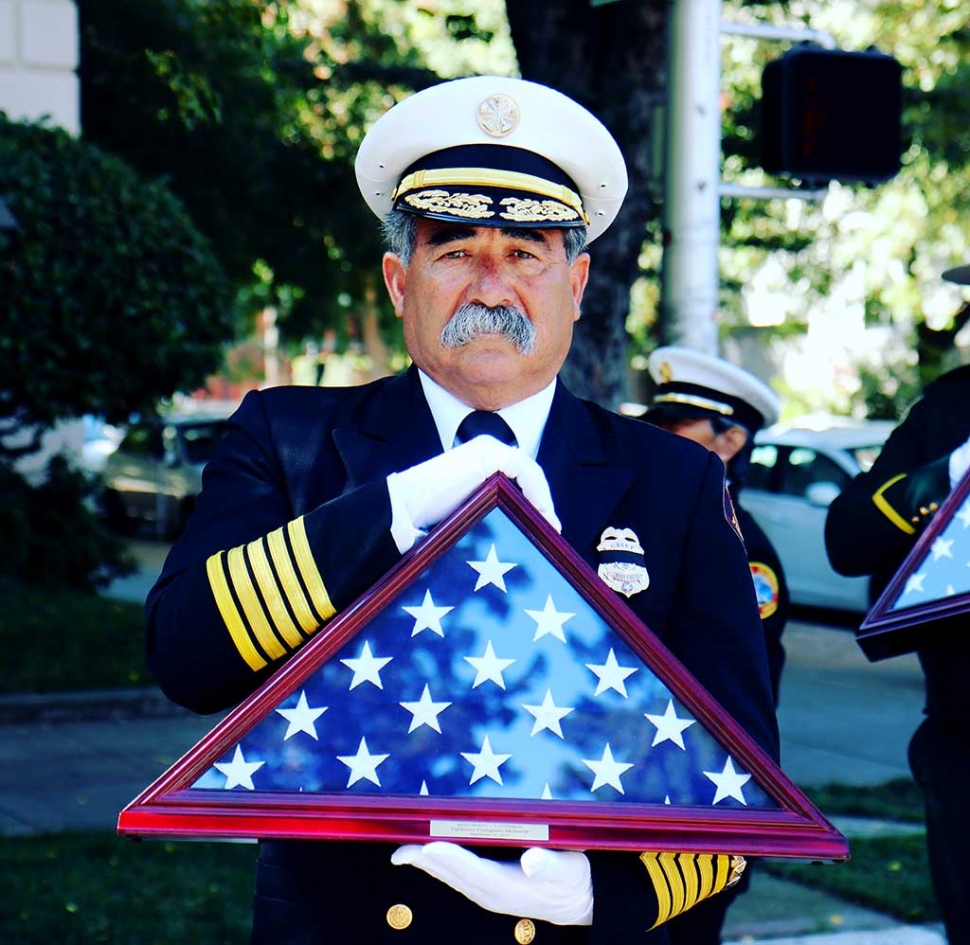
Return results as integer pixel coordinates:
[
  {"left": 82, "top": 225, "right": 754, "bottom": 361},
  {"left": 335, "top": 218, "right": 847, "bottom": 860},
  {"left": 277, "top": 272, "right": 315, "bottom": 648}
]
[
  {"left": 652, "top": 393, "right": 735, "bottom": 416},
  {"left": 392, "top": 167, "right": 589, "bottom": 224}
]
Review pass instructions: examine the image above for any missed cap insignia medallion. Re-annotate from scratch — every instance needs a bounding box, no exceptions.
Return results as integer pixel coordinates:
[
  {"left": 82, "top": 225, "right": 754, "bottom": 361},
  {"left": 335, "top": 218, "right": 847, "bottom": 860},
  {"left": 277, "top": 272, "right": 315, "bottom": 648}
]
[
  {"left": 477, "top": 93, "right": 520, "bottom": 137},
  {"left": 659, "top": 360, "right": 673, "bottom": 384}
]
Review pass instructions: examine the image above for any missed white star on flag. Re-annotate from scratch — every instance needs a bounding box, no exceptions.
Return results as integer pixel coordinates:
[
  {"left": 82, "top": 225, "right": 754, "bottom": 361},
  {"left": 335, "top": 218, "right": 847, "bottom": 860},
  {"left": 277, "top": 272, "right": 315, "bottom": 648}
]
[
  {"left": 931, "top": 537, "right": 954, "bottom": 561},
  {"left": 586, "top": 647, "right": 637, "bottom": 697},
  {"left": 214, "top": 745, "right": 265, "bottom": 790},
  {"left": 958, "top": 503, "right": 970, "bottom": 529},
  {"left": 337, "top": 737, "right": 389, "bottom": 787},
  {"left": 402, "top": 589, "right": 454, "bottom": 637},
  {"left": 275, "top": 690, "right": 328, "bottom": 741},
  {"left": 582, "top": 742, "right": 634, "bottom": 794},
  {"left": 903, "top": 572, "right": 926, "bottom": 595},
  {"left": 524, "top": 594, "right": 575, "bottom": 643},
  {"left": 340, "top": 641, "right": 392, "bottom": 690},
  {"left": 522, "top": 689, "right": 575, "bottom": 738},
  {"left": 704, "top": 756, "right": 751, "bottom": 805},
  {"left": 399, "top": 684, "right": 452, "bottom": 733},
  {"left": 464, "top": 640, "right": 516, "bottom": 689},
  {"left": 461, "top": 735, "right": 512, "bottom": 785},
  {"left": 467, "top": 543, "right": 517, "bottom": 592},
  {"left": 644, "top": 699, "right": 696, "bottom": 750}
]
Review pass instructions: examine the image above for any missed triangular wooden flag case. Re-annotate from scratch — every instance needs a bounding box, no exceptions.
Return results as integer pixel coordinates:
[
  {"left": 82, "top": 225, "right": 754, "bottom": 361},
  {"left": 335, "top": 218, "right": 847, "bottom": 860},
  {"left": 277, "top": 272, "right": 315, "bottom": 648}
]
[
  {"left": 859, "top": 467, "right": 970, "bottom": 661},
  {"left": 119, "top": 474, "right": 847, "bottom": 861}
]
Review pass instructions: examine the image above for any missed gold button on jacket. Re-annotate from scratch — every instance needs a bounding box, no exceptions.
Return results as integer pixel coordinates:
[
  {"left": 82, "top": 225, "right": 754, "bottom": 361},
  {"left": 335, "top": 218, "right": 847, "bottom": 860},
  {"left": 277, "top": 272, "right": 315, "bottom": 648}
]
[{"left": 386, "top": 904, "right": 413, "bottom": 930}]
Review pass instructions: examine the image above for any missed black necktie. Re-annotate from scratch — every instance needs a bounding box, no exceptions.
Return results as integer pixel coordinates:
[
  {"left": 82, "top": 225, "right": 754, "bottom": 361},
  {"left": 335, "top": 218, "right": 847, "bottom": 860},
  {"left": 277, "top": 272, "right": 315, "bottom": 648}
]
[{"left": 457, "top": 410, "right": 517, "bottom": 446}]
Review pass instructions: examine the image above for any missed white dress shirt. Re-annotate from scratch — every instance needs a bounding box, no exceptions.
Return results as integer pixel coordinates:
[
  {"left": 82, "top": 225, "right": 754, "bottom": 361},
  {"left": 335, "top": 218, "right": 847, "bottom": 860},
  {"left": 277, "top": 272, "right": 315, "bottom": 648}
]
[
  {"left": 418, "top": 370, "right": 555, "bottom": 461},
  {"left": 387, "top": 370, "right": 557, "bottom": 551}
]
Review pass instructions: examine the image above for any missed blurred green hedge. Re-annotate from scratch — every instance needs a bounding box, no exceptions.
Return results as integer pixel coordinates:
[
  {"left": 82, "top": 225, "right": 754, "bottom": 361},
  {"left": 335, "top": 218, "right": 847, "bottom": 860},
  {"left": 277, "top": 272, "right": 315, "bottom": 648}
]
[{"left": 0, "top": 113, "right": 234, "bottom": 432}]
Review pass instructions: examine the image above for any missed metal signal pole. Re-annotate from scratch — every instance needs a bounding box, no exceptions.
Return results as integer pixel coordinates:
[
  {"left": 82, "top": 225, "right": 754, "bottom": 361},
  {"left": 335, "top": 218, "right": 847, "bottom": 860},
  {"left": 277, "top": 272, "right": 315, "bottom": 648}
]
[
  {"left": 659, "top": 0, "right": 723, "bottom": 355},
  {"left": 659, "top": 1, "right": 835, "bottom": 354}
]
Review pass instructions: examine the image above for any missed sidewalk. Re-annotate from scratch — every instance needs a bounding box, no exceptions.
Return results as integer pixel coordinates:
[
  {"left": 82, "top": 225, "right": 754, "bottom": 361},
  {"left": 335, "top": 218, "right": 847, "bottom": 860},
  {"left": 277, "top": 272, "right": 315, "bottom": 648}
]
[{"left": 2, "top": 544, "right": 948, "bottom": 943}]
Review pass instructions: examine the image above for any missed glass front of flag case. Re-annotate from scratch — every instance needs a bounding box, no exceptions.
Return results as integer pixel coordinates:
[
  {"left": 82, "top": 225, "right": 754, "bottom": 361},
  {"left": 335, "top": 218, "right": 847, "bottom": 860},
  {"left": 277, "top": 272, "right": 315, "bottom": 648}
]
[{"left": 119, "top": 475, "right": 848, "bottom": 861}]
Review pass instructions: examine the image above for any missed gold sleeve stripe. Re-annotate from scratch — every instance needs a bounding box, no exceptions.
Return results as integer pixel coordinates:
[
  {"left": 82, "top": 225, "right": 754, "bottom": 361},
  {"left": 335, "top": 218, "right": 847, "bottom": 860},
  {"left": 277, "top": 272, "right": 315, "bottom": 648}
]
[
  {"left": 267, "top": 527, "right": 320, "bottom": 634},
  {"left": 697, "top": 852, "right": 715, "bottom": 899},
  {"left": 206, "top": 552, "right": 267, "bottom": 672},
  {"left": 714, "top": 852, "right": 729, "bottom": 892},
  {"left": 641, "top": 852, "right": 673, "bottom": 929},
  {"left": 641, "top": 852, "right": 738, "bottom": 930},
  {"left": 227, "top": 546, "right": 287, "bottom": 660},
  {"left": 872, "top": 473, "right": 916, "bottom": 535},
  {"left": 247, "top": 537, "right": 304, "bottom": 648},
  {"left": 680, "top": 853, "right": 699, "bottom": 913},
  {"left": 288, "top": 517, "right": 336, "bottom": 621},
  {"left": 663, "top": 853, "right": 686, "bottom": 922}
]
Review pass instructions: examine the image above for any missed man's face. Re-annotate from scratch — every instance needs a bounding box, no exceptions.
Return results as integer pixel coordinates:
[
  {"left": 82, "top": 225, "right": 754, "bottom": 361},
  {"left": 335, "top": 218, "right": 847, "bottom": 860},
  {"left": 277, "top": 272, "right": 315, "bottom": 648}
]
[
  {"left": 660, "top": 416, "right": 746, "bottom": 465},
  {"left": 382, "top": 220, "right": 590, "bottom": 410}
]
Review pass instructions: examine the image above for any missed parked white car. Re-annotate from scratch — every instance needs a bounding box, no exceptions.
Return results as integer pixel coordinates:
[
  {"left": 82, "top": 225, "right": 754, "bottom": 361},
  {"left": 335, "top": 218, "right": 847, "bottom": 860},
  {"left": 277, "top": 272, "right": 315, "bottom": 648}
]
[{"left": 738, "top": 418, "right": 896, "bottom": 612}]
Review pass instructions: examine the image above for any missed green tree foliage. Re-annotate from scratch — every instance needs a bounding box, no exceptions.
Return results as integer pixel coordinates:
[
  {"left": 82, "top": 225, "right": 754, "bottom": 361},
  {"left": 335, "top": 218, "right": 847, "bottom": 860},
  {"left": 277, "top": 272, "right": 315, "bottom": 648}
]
[
  {"left": 77, "top": 0, "right": 439, "bottom": 361},
  {"left": 0, "top": 115, "right": 227, "bottom": 588},
  {"left": 0, "top": 114, "right": 233, "bottom": 448}
]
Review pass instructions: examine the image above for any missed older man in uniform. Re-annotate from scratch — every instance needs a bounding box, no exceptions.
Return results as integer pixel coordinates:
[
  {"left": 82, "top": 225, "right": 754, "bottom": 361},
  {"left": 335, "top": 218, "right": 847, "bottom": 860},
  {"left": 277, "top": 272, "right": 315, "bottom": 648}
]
[
  {"left": 146, "top": 76, "right": 778, "bottom": 944},
  {"left": 825, "top": 263, "right": 970, "bottom": 943}
]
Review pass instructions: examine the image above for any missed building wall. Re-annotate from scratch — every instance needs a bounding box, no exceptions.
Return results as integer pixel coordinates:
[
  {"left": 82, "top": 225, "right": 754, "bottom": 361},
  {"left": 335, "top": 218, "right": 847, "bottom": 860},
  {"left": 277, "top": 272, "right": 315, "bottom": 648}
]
[{"left": 0, "top": 0, "right": 79, "bottom": 134}]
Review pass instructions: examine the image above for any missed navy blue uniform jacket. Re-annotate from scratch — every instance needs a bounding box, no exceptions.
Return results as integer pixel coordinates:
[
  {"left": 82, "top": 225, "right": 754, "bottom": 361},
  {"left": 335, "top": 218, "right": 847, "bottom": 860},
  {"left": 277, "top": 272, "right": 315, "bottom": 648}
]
[
  {"left": 147, "top": 369, "right": 779, "bottom": 944},
  {"left": 825, "top": 365, "right": 970, "bottom": 726}
]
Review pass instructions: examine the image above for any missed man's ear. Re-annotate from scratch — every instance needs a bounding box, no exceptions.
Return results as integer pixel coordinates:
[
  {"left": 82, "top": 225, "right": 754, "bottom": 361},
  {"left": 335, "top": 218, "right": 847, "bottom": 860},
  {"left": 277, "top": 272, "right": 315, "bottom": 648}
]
[
  {"left": 716, "top": 425, "right": 749, "bottom": 463},
  {"left": 570, "top": 251, "right": 590, "bottom": 321},
  {"left": 382, "top": 253, "right": 407, "bottom": 319}
]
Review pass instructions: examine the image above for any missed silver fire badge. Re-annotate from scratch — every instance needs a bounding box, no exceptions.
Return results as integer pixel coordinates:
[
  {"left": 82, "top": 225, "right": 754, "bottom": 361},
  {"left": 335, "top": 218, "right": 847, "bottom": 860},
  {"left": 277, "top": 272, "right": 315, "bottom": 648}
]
[{"left": 596, "top": 527, "right": 650, "bottom": 598}]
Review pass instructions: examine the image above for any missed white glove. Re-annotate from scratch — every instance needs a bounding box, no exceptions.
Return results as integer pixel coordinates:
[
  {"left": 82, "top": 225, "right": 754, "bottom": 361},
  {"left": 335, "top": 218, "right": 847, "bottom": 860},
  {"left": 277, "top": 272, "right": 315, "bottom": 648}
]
[
  {"left": 386, "top": 435, "right": 562, "bottom": 553},
  {"left": 391, "top": 841, "right": 593, "bottom": 926},
  {"left": 950, "top": 435, "right": 970, "bottom": 488}
]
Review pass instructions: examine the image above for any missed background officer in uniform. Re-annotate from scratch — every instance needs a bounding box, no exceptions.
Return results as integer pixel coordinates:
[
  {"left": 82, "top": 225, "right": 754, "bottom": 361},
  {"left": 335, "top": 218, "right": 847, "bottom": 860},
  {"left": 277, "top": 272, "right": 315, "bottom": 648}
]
[
  {"left": 146, "top": 76, "right": 778, "bottom": 944},
  {"left": 641, "top": 346, "right": 788, "bottom": 945},
  {"left": 643, "top": 346, "right": 788, "bottom": 702},
  {"left": 825, "top": 262, "right": 970, "bottom": 944}
]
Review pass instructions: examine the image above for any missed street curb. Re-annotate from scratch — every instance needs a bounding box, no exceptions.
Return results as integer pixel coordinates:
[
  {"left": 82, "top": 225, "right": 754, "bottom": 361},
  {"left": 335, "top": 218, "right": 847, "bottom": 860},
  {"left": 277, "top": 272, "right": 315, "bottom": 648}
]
[
  {"left": 725, "top": 927, "right": 945, "bottom": 944},
  {"left": 0, "top": 687, "right": 190, "bottom": 724}
]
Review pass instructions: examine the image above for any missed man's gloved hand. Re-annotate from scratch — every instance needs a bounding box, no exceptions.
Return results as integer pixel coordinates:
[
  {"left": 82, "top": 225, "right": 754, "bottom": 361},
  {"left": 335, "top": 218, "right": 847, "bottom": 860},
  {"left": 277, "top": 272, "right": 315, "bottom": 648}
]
[
  {"left": 391, "top": 842, "right": 593, "bottom": 926},
  {"left": 950, "top": 435, "right": 970, "bottom": 488},
  {"left": 387, "top": 435, "right": 561, "bottom": 553}
]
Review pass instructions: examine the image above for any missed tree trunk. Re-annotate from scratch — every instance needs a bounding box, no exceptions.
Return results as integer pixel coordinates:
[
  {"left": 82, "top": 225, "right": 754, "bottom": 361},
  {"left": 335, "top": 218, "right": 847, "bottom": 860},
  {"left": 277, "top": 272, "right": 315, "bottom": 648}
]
[{"left": 506, "top": 0, "right": 668, "bottom": 409}]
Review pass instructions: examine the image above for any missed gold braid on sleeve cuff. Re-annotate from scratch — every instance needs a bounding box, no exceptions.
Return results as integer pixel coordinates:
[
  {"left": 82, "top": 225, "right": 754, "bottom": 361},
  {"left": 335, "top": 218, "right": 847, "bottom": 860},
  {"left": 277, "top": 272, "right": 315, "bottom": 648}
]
[
  {"left": 639, "top": 852, "right": 746, "bottom": 930},
  {"left": 205, "top": 517, "right": 336, "bottom": 671}
]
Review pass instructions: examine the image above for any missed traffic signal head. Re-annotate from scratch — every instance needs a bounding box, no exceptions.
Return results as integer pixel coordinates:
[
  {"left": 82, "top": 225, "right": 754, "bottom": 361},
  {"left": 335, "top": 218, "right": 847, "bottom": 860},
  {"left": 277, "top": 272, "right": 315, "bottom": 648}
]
[{"left": 760, "top": 45, "right": 903, "bottom": 184}]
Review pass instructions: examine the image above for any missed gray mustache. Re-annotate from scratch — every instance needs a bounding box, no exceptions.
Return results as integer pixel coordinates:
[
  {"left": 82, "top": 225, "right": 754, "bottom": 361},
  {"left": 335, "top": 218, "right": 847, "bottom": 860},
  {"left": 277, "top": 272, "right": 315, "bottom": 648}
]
[{"left": 439, "top": 303, "right": 537, "bottom": 355}]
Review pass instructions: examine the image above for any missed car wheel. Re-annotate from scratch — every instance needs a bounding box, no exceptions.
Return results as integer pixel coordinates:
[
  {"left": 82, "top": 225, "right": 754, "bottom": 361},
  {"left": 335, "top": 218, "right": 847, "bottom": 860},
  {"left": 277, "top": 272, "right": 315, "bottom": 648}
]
[{"left": 101, "top": 489, "right": 136, "bottom": 536}]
